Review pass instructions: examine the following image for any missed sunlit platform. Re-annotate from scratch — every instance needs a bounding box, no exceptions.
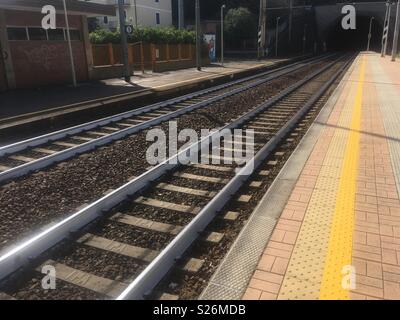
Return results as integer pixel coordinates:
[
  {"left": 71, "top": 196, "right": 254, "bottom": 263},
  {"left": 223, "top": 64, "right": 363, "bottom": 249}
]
[{"left": 202, "top": 52, "right": 400, "bottom": 300}]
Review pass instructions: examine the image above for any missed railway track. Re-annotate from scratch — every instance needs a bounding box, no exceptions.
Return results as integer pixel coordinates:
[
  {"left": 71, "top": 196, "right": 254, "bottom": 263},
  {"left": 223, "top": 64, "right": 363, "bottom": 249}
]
[
  {"left": 0, "top": 54, "right": 353, "bottom": 300},
  {"left": 0, "top": 54, "right": 331, "bottom": 184}
]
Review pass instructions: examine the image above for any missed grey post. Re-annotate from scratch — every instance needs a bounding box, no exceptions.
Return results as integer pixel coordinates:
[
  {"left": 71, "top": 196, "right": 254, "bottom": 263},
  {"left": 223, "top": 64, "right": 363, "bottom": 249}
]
[
  {"left": 367, "top": 16, "right": 374, "bottom": 51},
  {"left": 221, "top": 4, "right": 226, "bottom": 67},
  {"left": 62, "top": 0, "right": 77, "bottom": 87},
  {"left": 275, "top": 16, "right": 281, "bottom": 57},
  {"left": 178, "top": 0, "right": 184, "bottom": 29},
  {"left": 196, "top": 0, "right": 202, "bottom": 71},
  {"left": 392, "top": 0, "right": 400, "bottom": 61},
  {"left": 118, "top": 0, "right": 131, "bottom": 81},
  {"left": 133, "top": 0, "right": 138, "bottom": 27}
]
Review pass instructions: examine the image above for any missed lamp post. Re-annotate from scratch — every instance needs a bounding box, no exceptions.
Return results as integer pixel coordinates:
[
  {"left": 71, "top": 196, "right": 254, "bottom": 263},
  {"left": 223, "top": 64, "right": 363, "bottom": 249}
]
[
  {"left": 367, "top": 16, "right": 374, "bottom": 51},
  {"left": 118, "top": 0, "right": 131, "bottom": 81},
  {"left": 221, "top": 4, "right": 226, "bottom": 67},
  {"left": 195, "top": 0, "right": 201, "bottom": 71},
  {"left": 62, "top": 0, "right": 77, "bottom": 87},
  {"left": 133, "top": 0, "right": 138, "bottom": 27},
  {"left": 275, "top": 16, "right": 281, "bottom": 57},
  {"left": 392, "top": 0, "right": 400, "bottom": 61},
  {"left": 178, "top": 0, "right": 184, "bottom": 29}
]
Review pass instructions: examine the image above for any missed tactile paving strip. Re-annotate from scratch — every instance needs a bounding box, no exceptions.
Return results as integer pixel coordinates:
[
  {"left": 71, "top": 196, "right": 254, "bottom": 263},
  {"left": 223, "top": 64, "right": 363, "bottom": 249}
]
[
  {"left": 319, "top": 58, "right": 365, "bottom": 299},
  {"left": 278, "top": 63, "right": 362, "bottom": 299}
]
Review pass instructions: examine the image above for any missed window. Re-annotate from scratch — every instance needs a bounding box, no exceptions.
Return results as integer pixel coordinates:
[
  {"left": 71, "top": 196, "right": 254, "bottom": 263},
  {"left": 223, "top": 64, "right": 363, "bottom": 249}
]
[
  {"left": 7, "top": 27, "right": 28, "bottom": 40},
  {"left": 48, "top": 28, "right": 65, "bottom": 41},
  {"left": 104, "top": 16, "right": 108, "bottom": 24},
  {"left": 28, "top": 27, "right": 47, "bottom": 40},
  {"left": 156, "top": 12, "right": 160, "bottom": 25},
  {"left": 69, "top": 29, "right": 81, "bottom": 41}
]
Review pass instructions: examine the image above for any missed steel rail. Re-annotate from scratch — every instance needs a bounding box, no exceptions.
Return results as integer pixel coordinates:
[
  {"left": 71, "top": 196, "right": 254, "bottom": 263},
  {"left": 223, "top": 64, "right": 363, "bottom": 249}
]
[
  {"left": 0, "top": 54, "right": 347, "bottom": 285},
  {"left": 0, "top": 55, "right": 334, "bottom": 184},
  {"left": 0, "top": 55, "right": 326, "bottom": 157},
  {"left": 116, "top": 54, "right": 354, "bottom": 300}
]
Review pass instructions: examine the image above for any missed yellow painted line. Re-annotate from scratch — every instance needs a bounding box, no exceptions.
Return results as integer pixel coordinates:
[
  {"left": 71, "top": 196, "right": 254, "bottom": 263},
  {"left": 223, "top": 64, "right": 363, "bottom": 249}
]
[{"left": 319, "top": 57, "right": 366, "bottom": 300}]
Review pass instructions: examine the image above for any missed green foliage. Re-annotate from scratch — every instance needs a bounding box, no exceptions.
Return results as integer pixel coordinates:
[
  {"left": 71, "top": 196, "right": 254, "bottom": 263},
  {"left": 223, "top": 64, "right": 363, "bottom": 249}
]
[
  {"left": 224, "top": 7, "right": 257, "bottom": 46},
  {"left": 89, "top": 27, "right": 196, "bottom": 44}
]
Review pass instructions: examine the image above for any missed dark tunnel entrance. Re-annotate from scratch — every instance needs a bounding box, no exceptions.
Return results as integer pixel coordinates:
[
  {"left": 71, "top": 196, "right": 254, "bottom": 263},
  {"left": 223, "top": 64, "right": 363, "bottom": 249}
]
[{"left": 325, "top": 16, "right": 383, "bottom": 51}]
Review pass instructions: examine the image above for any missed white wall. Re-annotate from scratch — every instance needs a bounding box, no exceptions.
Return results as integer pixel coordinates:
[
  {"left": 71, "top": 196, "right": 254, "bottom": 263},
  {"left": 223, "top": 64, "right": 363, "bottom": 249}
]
[{"left": 83, "top": 0, "right": 172, "bottom": 30}]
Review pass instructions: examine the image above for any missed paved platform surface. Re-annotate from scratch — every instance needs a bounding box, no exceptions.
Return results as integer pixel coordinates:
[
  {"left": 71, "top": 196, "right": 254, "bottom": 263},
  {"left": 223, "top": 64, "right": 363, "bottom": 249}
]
[
  {"left": 0, "top": 59, "right": 287, "bottom": 120},
  {"left": 238, "top": 53, "right": 400, "bottom": 300}
]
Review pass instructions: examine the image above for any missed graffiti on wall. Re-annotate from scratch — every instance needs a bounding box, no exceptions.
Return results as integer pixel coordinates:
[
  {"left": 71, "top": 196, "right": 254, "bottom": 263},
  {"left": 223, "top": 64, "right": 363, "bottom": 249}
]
[{"left": 20, "top": 44, "right": 68, "bottom": 71}]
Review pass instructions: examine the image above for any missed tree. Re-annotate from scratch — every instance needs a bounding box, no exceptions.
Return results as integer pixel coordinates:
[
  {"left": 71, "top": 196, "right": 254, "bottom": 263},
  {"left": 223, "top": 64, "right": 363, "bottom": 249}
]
[{"left": 224, "top": 7, "right": 257, "bottom": 48}]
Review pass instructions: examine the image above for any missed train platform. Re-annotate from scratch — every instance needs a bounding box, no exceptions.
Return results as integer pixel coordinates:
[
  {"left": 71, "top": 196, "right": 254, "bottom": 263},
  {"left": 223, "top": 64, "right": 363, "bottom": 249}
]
[
  {"left": 0, "top": 58, "right": 292, "bottom": 130},
  {"left": 202, "top": 52, "right": 400, "bottom": 300}
]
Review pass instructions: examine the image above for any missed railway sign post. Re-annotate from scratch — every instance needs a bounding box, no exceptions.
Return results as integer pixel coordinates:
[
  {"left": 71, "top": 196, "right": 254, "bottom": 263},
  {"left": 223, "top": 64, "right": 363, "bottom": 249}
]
[
  {"left": 125, "top": 24, "right": 134, "bottom": 35},
  {"left": 258, "top": 0, "right": 267, "bottom": 59},
  {"left": 382, "top": 1, "right": 392, "bottom": 57}
]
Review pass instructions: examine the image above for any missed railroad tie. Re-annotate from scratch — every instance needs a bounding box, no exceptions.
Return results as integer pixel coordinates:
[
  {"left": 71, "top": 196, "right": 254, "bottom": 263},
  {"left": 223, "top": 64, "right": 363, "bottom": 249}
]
[
  {"left": 110, "top": 213, "right": 183, "bottom": 235},
  {"left": 156, "top": 183, "right": 217, "bottom": 198},
  {"left": 0, "top": 292, "right": 16, "bottom": 300},
  {"left": 36, "top": 260, "right": 126, "bottom": 299},
  {"left": 192, "top": 164, "right": 233, "bottom": 172},
  {"left": 53, "top": 141, "right": 78, "bottom": 148},
  {"left": 223, "top": 211, "right": 240, "bottom": 221},
  {"left": 122, "top": 118, "right": 144, "bottom": 124},
  {"left": 87, "top": 131, "right": 109, "bottom": 137},
  {"left": 33, "top": 148, "right": 58, "bottom": 155},
  {"left": 78, "top": 234, "right": 205, "bottom": 273},
  {"left": 116, "top": 122, "right": 133, "bottom": 128},
  {"left": 102, "top": 126, "right": 120, "bottom": 132},
  {"left": 173, "top": 172, "right": 229, "bottom": 184},
  {"left": 237, "top": 195, "right": 252, "bottom": 203},
  {"left": 154, "top": 292, "right": 179, "bottom": 300},
  {"left": 136, "top": 115, "right": 154, "bottom": 120},
  {"left": 110, "top": 212, "right": 224, "bottom": 243},
  {"left": 134, "top": 196, "right": 202, "bottom": 215},
  {"left": 0, "top": 165, "right": 11, "bottom": 172},
  {"left": 8, "top": 155, "right": 36, "bottom": 163},
  {"left": 72, "top": 136, "right": 93, "bottom": 142},
  {"left": 77, "top": 233, "right": 159, "bottom": 263}
]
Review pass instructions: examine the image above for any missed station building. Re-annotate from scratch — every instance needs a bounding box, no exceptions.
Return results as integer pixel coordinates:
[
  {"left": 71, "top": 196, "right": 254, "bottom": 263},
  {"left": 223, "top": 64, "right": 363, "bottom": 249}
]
[{"left": 0, "top": 0, "right": 114, "bottom": 91}]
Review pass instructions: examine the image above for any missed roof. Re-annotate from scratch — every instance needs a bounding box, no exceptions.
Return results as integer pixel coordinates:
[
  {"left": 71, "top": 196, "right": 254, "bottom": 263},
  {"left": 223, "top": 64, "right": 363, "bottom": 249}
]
[{"left": 0, "top": 0, "right": 115, "bottom": 16}]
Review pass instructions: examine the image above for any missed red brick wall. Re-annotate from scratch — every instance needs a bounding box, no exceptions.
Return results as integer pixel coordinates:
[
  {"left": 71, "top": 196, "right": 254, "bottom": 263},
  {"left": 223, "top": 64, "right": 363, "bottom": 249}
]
[
  {"left": 9, "top": 41, "right": 88, "bottom": 88},
  {"left": 5, "top": 10, "right": 88, "bottom": 88}
]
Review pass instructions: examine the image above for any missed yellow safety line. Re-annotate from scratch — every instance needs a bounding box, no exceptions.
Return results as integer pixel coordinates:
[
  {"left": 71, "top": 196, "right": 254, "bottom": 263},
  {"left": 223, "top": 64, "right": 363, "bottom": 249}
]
[{"left": 319, "top": 57, "right": 366, "bottom": 299}]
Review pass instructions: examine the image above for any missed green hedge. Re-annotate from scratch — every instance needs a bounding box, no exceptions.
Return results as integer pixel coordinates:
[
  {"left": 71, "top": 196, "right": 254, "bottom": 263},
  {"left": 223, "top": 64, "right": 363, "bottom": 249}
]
[{"left": 90, "top": 27, "right": 196, "bottom": 45}]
